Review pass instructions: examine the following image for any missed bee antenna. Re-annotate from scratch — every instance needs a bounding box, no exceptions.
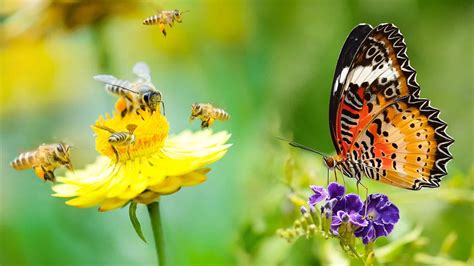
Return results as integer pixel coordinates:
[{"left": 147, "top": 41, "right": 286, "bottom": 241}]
[
  {"left": 275, "top": 137, "right": 328, "bottom": 157},
  {"left": 160, "top": 101, "right": 166, "bottom": 116},
  {"left": 116, "top": 85, "right": 139, "bottom": 95}
]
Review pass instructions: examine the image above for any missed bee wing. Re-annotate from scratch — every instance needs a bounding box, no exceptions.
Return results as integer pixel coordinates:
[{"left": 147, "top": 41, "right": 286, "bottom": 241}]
[
  {"left": 94, "top": 74, "right": 120, "bottom": 84},
  {"left": 133, "top": 62, "right": 152, "bottom": 82},
  {"left": 93, "top": 75, "right": 134, "bottom": 91}
]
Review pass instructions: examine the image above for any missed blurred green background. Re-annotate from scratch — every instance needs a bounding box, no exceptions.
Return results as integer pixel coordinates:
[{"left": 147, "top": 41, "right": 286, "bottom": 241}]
[{"left": 1, "top": 0, "right": 473, "bottom": 265}]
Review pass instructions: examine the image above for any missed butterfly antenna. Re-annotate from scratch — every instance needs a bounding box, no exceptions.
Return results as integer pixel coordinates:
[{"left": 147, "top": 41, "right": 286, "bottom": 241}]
[{"left": 276, "top": 137, "right": 328, "bottom": 157}]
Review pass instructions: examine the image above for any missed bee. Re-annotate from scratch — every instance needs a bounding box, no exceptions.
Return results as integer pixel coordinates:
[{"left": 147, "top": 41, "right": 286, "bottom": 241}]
[
  {"left": 94, "top": 62, "right": 165, "bottom": 117},
  {"left": 190, "top": 103, "right": 230, "bottom": 128},
  {"left": 10, "top": 143, "right": 73, "bottom": 182},
  {"left": 143, "top": 9, "right": 189, "bottom": 36},
  {"left": 94, "top": 124, "right": 137, "bottom": 162}
]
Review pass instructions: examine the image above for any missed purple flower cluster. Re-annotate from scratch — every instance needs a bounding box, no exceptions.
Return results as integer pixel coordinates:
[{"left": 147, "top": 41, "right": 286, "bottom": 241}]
[{"left": 309, "top": 182, "right": 400, "bottom": 244}]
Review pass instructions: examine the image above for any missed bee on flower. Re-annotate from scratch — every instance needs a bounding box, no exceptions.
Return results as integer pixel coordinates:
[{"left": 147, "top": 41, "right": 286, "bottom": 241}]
[
  {"left": 93, "top": 124, "right": 137, "bottom": 161},
  {"left": 52, "top": 62, "right": 232, "bottom": 212},
  {"left": 94, "top": 62, "right": 165, "bottom": 118}
]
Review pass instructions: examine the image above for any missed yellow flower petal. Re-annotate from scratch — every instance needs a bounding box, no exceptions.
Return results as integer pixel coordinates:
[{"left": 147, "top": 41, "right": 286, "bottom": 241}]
[
  {"left": 98, "top": 198, "right": 130, "bottom": 212},
  {"left": 134, "top": 190, "right": 161, "bottom": 205},
  {"left": 52, "top": 112, "right": 231, "bottom": 211}
]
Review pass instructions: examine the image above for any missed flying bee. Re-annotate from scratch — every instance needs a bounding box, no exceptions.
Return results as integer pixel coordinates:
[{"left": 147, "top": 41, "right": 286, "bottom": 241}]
[
  {"left": 94, "top": 62, "right": 165, "bottom": 117},
  {"left": 190, "top": 103, "right": 230, "bottom": 128},
  {"left": 94, "top": 124, "right": 137, "bottom": 162},
  {"left": 143, "top": 9, "right": 189, "bottom": 36},
  {"left": 10, "top": 143, "right": 73, "bottom": 182}
]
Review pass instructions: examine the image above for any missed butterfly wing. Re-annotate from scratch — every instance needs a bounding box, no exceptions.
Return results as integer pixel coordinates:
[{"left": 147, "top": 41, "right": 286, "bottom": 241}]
[
  {"left": 330, "top": 23, "right": 373, "bottom": 154},
  {"left": 330, "top": 23, "right": 454, "bottom": 189},
  {"left": 331, "top": 23, "right": 422, "bottom": 156},
  {"left": 355, "top": 96, "right": 453, "bottom": 189}
]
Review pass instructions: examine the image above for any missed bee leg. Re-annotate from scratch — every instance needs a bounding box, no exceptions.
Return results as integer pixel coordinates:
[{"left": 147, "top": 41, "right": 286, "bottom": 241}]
[
  {"left": 127, "top": 145, "right": 131, "bottom": 160},
  {"left": 207, "top": 118, "right": 215, "bottom": 127},
  {"left": 112, "top": 146, "right": 119, "bottom": 162},
  {"left": 40, "top": 165, "right": 55, "bottom": 182},
  {"left": 135, "top": 108, "right": 145, "bottom": 120},
  {"left": 121, "top": 109, "right": 128, "bottom": 118},
  {"left": 160, "top": 101, "right": 166, "bottom": 116},
  {"left": 34, "top": 166, "right": 45, "bottom": 180},
  {"left": 159, "top": 23, "right": 167, "bottom": 36},
  {"left": 44, "top": 171, "right": 56, "bottom": 182},
  {"left": 201, "top": 120, "right": 209, "bottom": 129}
]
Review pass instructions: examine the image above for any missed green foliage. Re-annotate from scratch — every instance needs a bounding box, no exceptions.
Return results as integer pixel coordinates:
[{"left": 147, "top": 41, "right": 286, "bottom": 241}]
[{"left": 129, "top": 202, "right": 147, "bottom": 243}]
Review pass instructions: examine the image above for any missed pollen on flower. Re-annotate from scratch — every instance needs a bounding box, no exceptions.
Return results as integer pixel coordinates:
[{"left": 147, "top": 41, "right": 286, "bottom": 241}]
[{"left": 93, "top": 110, "right": 169, "bottom": 161}]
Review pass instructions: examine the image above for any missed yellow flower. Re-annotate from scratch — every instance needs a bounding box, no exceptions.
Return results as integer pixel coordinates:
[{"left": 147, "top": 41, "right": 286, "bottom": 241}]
[{"left": 52, "top": 110, "right": 231, "bottom": 211}]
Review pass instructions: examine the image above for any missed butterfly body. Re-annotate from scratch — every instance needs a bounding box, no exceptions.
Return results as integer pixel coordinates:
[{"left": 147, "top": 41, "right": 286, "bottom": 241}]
[{"left": 324, "top": 23, "right": 453, "bottom": 190}]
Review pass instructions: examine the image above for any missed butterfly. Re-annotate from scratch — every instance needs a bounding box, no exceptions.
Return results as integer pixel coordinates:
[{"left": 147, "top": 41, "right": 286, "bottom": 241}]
[{"left": 290, "top": 23, "right": 454, "bottom": 190}]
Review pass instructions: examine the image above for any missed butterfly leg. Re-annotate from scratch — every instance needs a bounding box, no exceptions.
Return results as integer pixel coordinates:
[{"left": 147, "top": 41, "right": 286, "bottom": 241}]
[
  {"left": 326, "top": 168, "right": 330, "bottom": 185},
  {"left": 356, "top": 180, "right": 369, "bottom": 217},
  {"left": 334, "top": 170, "right": 338, "bottom": 182},
  {"left": 341, "top": 170, "right": 346, "bottom": 186}
]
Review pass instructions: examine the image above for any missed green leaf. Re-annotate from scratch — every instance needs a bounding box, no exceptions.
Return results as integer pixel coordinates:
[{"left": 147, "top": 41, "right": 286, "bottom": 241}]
[
  {"left": 129, "top": 202, "right": 147, "bottom": 243},
  {"left": 375, "top": 225, "right": 423, "bottom": 263},
  {"left": 439, "top": 232, "right": 458, "bottom": 256}
]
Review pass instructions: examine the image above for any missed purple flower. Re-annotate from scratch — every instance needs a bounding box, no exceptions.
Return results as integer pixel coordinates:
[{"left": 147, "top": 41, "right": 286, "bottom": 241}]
[
  {"left": 308, "top": 182, "right": 346, "bottom": 207},
  {"left": 327, "top": 182, "right": 345, "bottom": 200},
  {"left": 331, "top": 193, "right": 368, "bottom": 234},
  {"left": 308, "top": 185, "right": 329, "bottom": 206},
  {"left": 355, "top": 194, "right": 400, "bottom": 244}
]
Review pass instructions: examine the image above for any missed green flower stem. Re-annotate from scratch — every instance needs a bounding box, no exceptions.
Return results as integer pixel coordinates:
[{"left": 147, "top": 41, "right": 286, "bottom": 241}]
[{"left": 148, "top": 202, "right": 166, "bottom": 266}]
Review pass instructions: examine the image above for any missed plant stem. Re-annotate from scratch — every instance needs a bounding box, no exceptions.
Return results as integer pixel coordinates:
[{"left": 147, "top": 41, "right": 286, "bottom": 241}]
[{"left": 147, "top": 202, "right": 166, "bottom": 266}]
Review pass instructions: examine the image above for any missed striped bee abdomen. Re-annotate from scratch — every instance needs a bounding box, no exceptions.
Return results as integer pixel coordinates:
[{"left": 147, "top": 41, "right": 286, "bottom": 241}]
[
  {"left": 143, "top": 15, "right": 161, "bottom": 25},
  {"left": 108, "top": 132, "right": 133, "bottom": 145},
  {"left": 10, "top": 151, "right": 37, "bottom": 170},
  {"left": 105, "top": 80, "right": 132, "bottom": 98},
  {"left": 213, "top": 108, "right": 230, "bottom": 121}
]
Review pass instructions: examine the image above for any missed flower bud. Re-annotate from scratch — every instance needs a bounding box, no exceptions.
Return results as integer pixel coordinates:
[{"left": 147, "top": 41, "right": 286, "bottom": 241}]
[
  {"left": 300, "top": 206, "right": 308, "bottom": 215},
  {"left": 341, "top": 212, "right": 350, "bottom": 223}
]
